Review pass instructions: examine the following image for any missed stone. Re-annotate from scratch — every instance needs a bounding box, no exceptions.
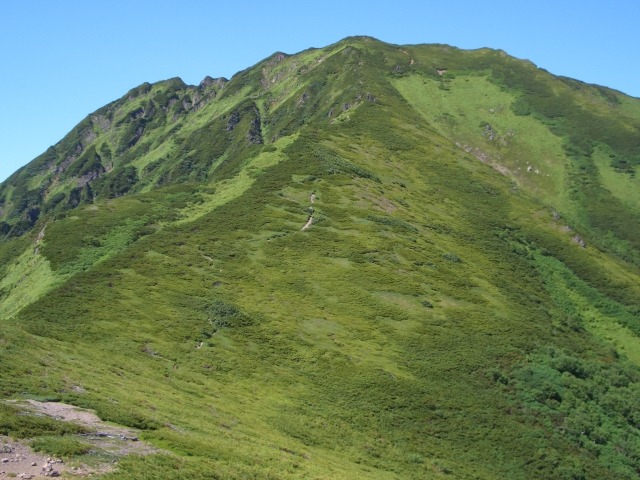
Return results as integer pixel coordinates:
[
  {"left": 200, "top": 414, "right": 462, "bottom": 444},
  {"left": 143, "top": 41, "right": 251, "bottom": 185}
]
[{"left": 572, "top": 234, "right": 587, "bottom": 248}]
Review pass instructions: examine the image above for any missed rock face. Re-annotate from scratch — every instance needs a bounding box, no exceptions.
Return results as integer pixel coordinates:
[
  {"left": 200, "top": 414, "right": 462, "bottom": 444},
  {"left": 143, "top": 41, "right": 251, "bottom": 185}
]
[
  {"left": 226, "top": 111, "right": 240, "bottom": 131},
  {"left": 199, "top": 75, "right": 215, "bottom": 88},
  {"left": 247, "top": 112, "right": 263, "bottom": 145}
]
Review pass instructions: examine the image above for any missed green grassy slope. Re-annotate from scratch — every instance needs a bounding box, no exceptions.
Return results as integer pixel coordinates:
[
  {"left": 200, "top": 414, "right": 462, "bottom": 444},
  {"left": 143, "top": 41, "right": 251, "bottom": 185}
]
[{"left": 1, "top": 37, "right": 639, "bottom": 479}]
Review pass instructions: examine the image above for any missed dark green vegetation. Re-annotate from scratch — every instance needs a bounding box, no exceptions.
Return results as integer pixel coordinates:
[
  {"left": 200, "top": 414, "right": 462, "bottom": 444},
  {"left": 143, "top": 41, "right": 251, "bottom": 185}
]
[{"left": 1, "top": 37, "right": 640, "bottom": 478}]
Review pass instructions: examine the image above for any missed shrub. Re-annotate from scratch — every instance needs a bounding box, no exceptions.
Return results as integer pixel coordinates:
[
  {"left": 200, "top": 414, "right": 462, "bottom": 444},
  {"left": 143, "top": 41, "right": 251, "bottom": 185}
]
[{"left": 31, "top": 436, "right": 90, "bottom": 456}]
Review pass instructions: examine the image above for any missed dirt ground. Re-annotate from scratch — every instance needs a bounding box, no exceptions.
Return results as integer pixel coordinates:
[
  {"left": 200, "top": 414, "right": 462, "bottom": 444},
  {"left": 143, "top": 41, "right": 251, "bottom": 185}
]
[
  {"left": 1, "top": 435, "right": 66, "bottom": 478},
  {"left": 1, "top": 400, "right": 161, "bottom": 478}
]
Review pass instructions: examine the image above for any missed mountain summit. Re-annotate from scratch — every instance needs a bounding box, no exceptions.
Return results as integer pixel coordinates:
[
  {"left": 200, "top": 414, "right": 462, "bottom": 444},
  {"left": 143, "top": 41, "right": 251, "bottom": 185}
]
[{"left": 1, "top": 37, "right": 639, "bottom": 479}]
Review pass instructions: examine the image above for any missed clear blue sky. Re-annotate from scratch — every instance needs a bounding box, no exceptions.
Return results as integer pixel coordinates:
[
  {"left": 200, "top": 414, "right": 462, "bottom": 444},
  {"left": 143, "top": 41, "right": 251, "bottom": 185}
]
[{"left": 2, "top": 0, "right": 639, "bottom": 182}]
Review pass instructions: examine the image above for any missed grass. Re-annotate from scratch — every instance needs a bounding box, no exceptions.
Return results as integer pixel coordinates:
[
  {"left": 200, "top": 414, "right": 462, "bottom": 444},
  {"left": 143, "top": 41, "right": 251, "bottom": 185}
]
[
  {"left": 175, "top": 134, "right": 297, "bottom": 223},
  {"left": 0, "top": 244, "right": 59, "bottom": 318},
  {"left": 391, "top": 74, "right": 571, "bottom": 214},
  {"left": 593, "top": 145, "right": 640, "bottom": 213}
]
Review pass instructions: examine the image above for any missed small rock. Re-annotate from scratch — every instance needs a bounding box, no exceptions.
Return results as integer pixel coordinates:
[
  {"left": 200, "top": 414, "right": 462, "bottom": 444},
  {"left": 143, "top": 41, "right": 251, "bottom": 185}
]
[
  {"left": 31, "top": 461, "right": 37, "bottom": 466},
  {"left": 572, "top": 234, "right": 587, "bottom": 248},
  {"left": 1, "top": 457, "right": 9, "bottom": 463}
]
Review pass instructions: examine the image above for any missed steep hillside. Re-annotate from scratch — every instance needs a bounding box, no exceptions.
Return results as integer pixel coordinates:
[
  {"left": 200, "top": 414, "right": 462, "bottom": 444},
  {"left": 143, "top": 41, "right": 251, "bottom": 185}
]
[{"left": 1, "top": 37, "right": 639, "bottom": 479}]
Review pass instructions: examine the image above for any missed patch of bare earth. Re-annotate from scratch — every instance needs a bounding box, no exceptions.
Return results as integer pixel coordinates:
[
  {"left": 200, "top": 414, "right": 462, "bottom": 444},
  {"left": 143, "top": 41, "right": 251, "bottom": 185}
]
[
  {"left": 2, "top": 401, "right": 161, "bottom": 478},
  {"left": 1, "top": 436, "right": 65, "bottom": 479}
]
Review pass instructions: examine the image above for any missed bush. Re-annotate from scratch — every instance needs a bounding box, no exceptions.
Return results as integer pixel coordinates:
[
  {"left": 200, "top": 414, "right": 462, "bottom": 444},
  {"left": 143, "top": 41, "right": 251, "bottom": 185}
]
[
  {"left": 31, "top": 436, "right": 90, "bottom": 456},
  {"left": 442, "top": 252, "right": 461, "bottom": 263}
]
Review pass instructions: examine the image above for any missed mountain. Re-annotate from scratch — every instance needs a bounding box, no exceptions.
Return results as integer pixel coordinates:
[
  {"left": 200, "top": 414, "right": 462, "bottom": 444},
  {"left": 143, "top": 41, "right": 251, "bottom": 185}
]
[{"left": 1, "top": 36, "right": 639, "bottom": 479}]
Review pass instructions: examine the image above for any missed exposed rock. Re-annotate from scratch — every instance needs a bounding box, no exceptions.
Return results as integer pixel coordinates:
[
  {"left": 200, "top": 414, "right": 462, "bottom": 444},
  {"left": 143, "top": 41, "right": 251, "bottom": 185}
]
[
  {"left": 343, "top": 103, "right": 351, "bottom": 111},
  {"left": 366, "top": 93, "right": 377, "bottom": 102},
  {"left": 78, "top": 168, "right": 103, "bottom": 187},
  {"left": 247, "top": 116, "right": 263, "bottom": 145},
  {"left": 205, "top": 77, "right": 227, "bottom": 90},
  {"left": 91, "top": 114, "right": 112, "bottom": 132},
  {"left": 572, "top": 235, "right": 587, "bottom": 248},
  {"left": 482, "top": 123, "right": 496, "bottom": 141},
  {"left": 130, "top": 107, "right": 145, "bottom": 120},
  {"left": 199, "top": 76, "right": 215, "bottom": 88},
  {"left": 82, "top": 129, "right": 97, "bottom": 145},
  {"left": 126, "top": 124, "right": 145, "bottom": 149},
  {"left": 53, "top": 155, "right": 76, "bottom": 175},
  {"left": 35, "top": 226, "right": 46, "bottom": 244},
  {"left": 226, "top": 111, "right": 240, "bottom": 131}
]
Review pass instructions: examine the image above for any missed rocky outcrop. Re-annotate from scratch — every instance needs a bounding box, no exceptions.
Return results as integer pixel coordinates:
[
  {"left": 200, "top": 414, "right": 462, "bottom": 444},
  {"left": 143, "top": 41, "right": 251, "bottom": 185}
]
[
  {"left": 247, "top": 115, "right": 263, "bottom": 145},
  {"left": 126, "top": 124, "right": 145, "bottom": 149},
  {"left": 78, "top": 168, "right": 103, "bottom": 187},
  {"left": 199, "top": 76, "right": 226, "bottom": 89},
  {"left": 226, "top": 111, "right": 240, "bottom": 131}
]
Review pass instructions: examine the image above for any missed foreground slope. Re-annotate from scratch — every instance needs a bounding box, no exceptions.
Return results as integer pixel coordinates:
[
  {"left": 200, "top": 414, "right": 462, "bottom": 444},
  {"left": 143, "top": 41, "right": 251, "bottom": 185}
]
[{"left": 1, "top": 37, "right": 640, "bottom": 479}]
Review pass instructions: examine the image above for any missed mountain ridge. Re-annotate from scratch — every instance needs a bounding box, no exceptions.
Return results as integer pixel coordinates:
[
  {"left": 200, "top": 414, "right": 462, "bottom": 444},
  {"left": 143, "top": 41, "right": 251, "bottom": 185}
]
[{"left": 0, "top": 37, "right": 639, "bottom": 479}]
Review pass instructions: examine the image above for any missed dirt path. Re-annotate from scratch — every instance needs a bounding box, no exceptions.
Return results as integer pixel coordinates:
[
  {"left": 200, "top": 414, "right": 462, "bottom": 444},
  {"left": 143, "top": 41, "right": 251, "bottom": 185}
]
[
  {"left": 1, "top": 401, "right": 161, "bottom": 478},
  {"left": 301, "top": 191, "right": 317, "bottom": 231},
  {"left": 301, "top": 216, "right": 313, "bottom": 230}
]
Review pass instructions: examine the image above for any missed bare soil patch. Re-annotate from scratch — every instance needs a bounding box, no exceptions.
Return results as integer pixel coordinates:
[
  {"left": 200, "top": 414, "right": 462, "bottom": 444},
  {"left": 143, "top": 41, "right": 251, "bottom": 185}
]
[{"left": 2, "top": 401, "right": 161, "bottom": 478}]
